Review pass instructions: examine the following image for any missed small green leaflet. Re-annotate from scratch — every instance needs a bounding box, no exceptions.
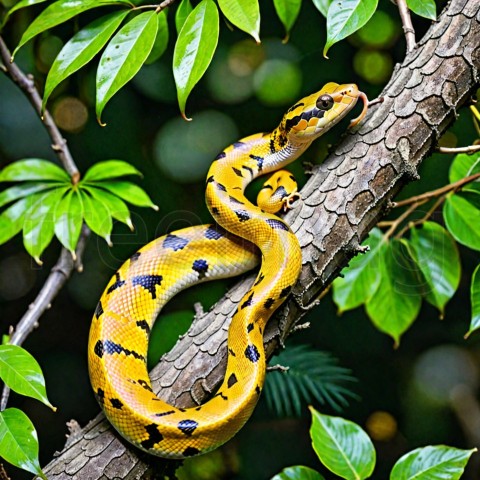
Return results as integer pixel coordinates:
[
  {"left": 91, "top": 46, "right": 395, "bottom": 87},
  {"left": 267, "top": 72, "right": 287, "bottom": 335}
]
[
  {"left": 175, "top": 0, "right": 193, "bottom": 34},
  {"left": 311, "top": 0, "right": 333, "bottom": 17},
  {"left": 2, "top": 0, "right": 49, "bottom": 27},
  {"left": 146, "top": 11, "right": 169, "bottom": 65},
  {"left": 93, "top": 180, "right": 158, "bottom": 209},
  {"left": 408, "top": 222, "right": 461, "bottom": 316},
  {"left": 0, "top": 345, "right": 55, "bottom": 410},
  {"left": 332, "top": 228, "right": 384, "bottom": 312},
  {"left": 390, "top": 445, "right": 476, "bottom": 480},
  {"left": 271, "top": 466, "right": 325, "bottom": 480},
  {"left": 273, "top": 0, "right": 301, "bottom": 41},
  {"left": 0, "top": 196, "right": 32, "bottom": 245},
  {"left": 466, "top": 264, "right": 480, "bottom": 338},
  {"left": 324, "top": 0, "right": 378, "bottom": 58},
  {"left": 173, "top": 0, "right": 220, "bottom": 120},
  {"left": 0, "top": 408, "right": 46, "bottom": 480},
  {"left": 79, "top": 190, "right": 113, "bottom": 245},
  {"left": 83, "top": 159, "right": 142, "bottom": 181},
  {"left": 0, "top": 158, "right": 70, "bottom": 182},
  {"left": 0, "top": 182, "right": 62, "bottom": 209},
  {"left": 43, "top": 10, "right": 129, "bottom": 111},
  {"left": 218, "top": 0, "right": 260, "bottom": 43},
  {"left": 13, "top": 0, "right": 132, "bottom": 58},
  {"left": 54, "top": 190, "right": 83, "bottom": 256},
  {"left": 405, "top": 0, "right": 436, "bottom": 21},
  {"left": 96, "top": 11, "right": 158, "bottom": 124},
  {"left": 309, "top": 408, "right": 376, "bottom": 480},
  {"left": 443, "top": 192, "right": 480, "bottom": 251},
  {"left": 365, "top": 239, "right": 422, "bottom": 345}
]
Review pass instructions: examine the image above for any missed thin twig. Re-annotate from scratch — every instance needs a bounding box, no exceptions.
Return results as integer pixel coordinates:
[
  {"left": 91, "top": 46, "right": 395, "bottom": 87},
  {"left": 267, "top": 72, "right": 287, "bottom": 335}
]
[
  {"left": 437, "top": 145, "right": 480, "bottom": 154},
  {"left": 395, "top": 0, "right": 416, "bottom": 52},
  {"left": 384, "top": 200, "right": 424, "bottom": 239},
  {"left": 0, "top": 36, "right": 80, "bottom": 183},
  {"left": 394, "top": 172, "right": 480, "bottom": 208}
]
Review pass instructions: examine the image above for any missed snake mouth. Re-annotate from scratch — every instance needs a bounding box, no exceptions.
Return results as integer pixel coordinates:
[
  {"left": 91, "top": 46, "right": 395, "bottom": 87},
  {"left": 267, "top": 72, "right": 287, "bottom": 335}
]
[{"left": 348, "top": 91, "right": 369, "bottom": 128}]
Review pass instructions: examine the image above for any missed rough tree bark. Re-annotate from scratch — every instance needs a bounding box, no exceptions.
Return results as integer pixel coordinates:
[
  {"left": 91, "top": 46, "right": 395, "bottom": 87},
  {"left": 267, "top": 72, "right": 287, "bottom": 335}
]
[{"left": 37, "top": 0, "right": 480, "bottom": 478}]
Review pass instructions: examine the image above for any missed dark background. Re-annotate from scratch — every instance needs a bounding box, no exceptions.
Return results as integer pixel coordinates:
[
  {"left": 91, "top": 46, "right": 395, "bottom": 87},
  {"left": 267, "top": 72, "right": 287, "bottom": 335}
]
[{"left": 2, "top": 0, "right": 480, "bottom": 478}]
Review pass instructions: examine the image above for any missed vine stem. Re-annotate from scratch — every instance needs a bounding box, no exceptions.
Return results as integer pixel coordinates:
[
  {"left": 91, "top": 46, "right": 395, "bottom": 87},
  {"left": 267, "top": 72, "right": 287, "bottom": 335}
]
[
  {"left": 437, "top": 145, "right": 480, "bottom": 154},
  {"left": 0, "top": 35, "right": 90, "bottom": 409},
  {"left": 395, "top": 0, "right": 416, "bottom": 53}
]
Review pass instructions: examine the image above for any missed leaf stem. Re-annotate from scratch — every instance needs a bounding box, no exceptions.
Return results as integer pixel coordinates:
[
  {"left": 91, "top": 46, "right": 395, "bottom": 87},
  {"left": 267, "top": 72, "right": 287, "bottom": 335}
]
[
  {"left": 395, "top": 0, "right": 416, "bottom": 53},
  {"left": 437, "top": 145, "right": 480, "bottom": 154},
  {"left": 131, "top": 0, "right": 178, "bottom": 12}
]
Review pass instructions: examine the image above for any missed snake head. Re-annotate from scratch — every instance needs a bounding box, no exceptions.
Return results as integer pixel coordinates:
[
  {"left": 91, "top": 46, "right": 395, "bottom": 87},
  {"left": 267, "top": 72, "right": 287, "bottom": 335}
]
[{"left": 280, "top": 82, "right": 368, "bottom": 142}]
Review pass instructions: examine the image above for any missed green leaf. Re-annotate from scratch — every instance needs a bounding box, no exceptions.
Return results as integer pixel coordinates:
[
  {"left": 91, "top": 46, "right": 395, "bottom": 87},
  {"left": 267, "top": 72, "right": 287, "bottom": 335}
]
[
  {"left": 96, "top": 11, "right": 158, "bottom": 123},
  {"left": 365, "top": 239, "right": 422, "bottom": 345},
  {"left": 332, "top": 228, "right": 384, "bottom": 312},
  {"left": 0, "top": 408, "right": 46, "bottom": 480},
  {"left": 0, "top": 182, "right": 61, "bottom": 209},
  {"left": 43, "top": 10, "right": 129, "bottom": 110},
  {"left": 405, "top": 0, "right": 436, "bottom": 21},
  {"left": 175, "top": 0, "right": 193, "bottom": 34},
  {"left": 54, "top": 190, "right": 83, "bottom": 255},
  {"left": 173, "top": 0, "right": 219, "bottom": 120},
  {"left": 312, "top": 0, "right": 333, "bottom": 17},
  {"left": 13, "top": 0, "right": 132, "bottom": 58},
  {"left": 0, "top": 159, "right": 70, "bottom": 182},
  {"left": 408, "top": 222, "right": 461, "bottom": 315},
  {"left": 449, "top": 152, "right": 480, "bottom": 183},
  {"left": 273, "top": 0, "right": 301, "bottom": 41},
  {"left": 390, "top": 445, "right": 475, "bottom": 480},
  {"left": 2, "top": 0, "right": 49, "bottom": 27},
  {"left": 443, "top": 192, "right": 480, "bottom": 251},
  {"left": 217, "top": 0, "right": 260, "bottom": 42},
  {"left": 94, "top": 180, "right": 158, "bottom": 209},
  {"left": 310, "top": 408, "right": 376, "bottom": 480},
  {"left": 83, "top": 159, "right": 142, "bottom": 181},
  {"left": 23, "top": 188, "right": 68, "bottom": 264},
  {"left": 145, "top": 11, "right": 169, "bottom": 64},
  {"left": 324, "top": 0, "right": 378, "bottom": 58},
  {"left": 466, "top": 264, "right": 480, "bottom": 337},
  {"left": 0, "top": 197, "right": 31, "bottom": 245},
  {"left": 271, "top": 466, "right": 325, "bottom": 480},
  {"left": 83, "top": 186, "right": 133, "bottom": 229},
  {"left": 79, "top": 190, "right": 113, "bottom": 245},
  {"left": 0, "top": 345, "right": 55, "bottom": 410}
]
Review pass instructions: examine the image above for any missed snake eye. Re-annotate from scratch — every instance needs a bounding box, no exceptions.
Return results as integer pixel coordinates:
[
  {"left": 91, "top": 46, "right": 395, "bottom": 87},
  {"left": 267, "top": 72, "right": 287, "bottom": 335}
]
[{"left": 316, "top": 94, "right": 334, "bottom": 111}]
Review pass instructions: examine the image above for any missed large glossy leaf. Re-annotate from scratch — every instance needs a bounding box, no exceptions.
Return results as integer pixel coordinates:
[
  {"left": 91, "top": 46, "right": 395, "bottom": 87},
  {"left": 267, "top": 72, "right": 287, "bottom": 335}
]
[
  {"left": 443, "top": 192, "right": 480, "bottom": 251},
  {"left": 0, "top": 159, "right": 70, "bottom": 182},
  {"left": 271, "top": 466, "right": 325, "bottom": 480},
  {"left": 54, "top": 190, "right": 83, "bottom": 255},
  {"left": 13, "top": 0, "right": 132, "bottom": 58},
  {"left": 466, "top": 264, "right": 480, "bottom": 337},
  {"left": 0, "top": 408, "right": 46, "bottom": 480},
  {"left": 408, "top": 222, "right": 461, "bottom": 315},
  {"left": 218, "top": 0, "right": 260, "bottom": 42},
  {"left": 43, "top": 10, "right": 129, "bottom": 110},
  {"left": 79, "top": 190, "right": 113, "bottom": 245},
  {"left": 324, "top": 0, "right": 378, "bottom": 58},
  {"left": 96, "top": 11, "right": 158, "bottom": 123},
  {"left": 390, "top": 445, "right": 475, "bottom": 480},
  {"left": 312, "top": 0, "right": 333, "bottom": 17},
  {"left": 0, "top": 345, "right": 55, "bottom": 410},
  {"left": 0, "top": 196, "right": 32, "bottom": 245},
  {"left": 0, "top": 182, "right": 61, "bottom": 209},
  {"left": 332, "top": 228, "right": 384, "bottom": 312},
  {"left": 365, "top": 239, "right": 422, "bottom": 345},
  {"left": 95, "top": 180, "right": 158, "bottom": 209},
  {"left": 175, "top": 0, "right": 193, "bottom": 34},
  {"left": 173, "top": 0, "right": 219, "bottom": 120},
  {"left": 83, "top": 186, "right": 133, "bottom": 229},
  {"left": 310, "top": 408, "right": 376, "bottom": 480},
  {"left": 2, "top": 0, "right": 49, "bottom": 27},
  {"left": 23, "top": 188, "right": 68, "bottom": 264},
  {"left": 273, "top": 0, "right": 301, "bottom": 40},
  {"left": 145, "top": 11, "right": 169, "bottom": 64},
  {"left": 83, "top": 159, "right": 141, "bottom": 181},
  {"left": 449, "top": 152, "right": 480, "bottom": 183},
  {"left": 405, "top": 0, "right": 436, "bottom": 20}
]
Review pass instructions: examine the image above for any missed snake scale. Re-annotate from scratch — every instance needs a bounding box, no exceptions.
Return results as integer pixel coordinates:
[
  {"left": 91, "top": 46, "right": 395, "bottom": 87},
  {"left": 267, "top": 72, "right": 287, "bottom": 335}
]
[{"left": 88, "top": 82, "right": 368, "bottom": 459}]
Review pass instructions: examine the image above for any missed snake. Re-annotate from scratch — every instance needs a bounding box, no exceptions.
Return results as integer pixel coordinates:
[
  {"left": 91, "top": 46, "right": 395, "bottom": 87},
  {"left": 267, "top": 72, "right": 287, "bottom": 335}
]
[{"left": 88, "top": 82, "right": 368, "bottom": 459}]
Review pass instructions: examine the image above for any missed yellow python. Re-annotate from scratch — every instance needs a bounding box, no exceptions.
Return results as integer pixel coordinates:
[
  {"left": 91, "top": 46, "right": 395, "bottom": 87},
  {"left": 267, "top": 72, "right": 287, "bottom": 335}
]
[{"left": 88, "top": 82, "right": 368, "bottom": 459}]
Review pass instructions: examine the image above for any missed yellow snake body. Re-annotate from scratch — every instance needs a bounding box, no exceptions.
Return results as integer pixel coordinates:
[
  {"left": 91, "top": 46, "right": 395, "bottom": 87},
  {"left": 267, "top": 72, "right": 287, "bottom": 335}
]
[{"left": 88, "top": 82, "right": 366, "bottom": 458}]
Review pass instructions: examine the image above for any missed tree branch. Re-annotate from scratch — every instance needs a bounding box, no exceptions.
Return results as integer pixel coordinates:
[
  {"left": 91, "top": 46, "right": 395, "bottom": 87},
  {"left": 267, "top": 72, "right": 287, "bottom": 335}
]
[{"left": 32, "top": 0, "right": 480, "bottom": 477}]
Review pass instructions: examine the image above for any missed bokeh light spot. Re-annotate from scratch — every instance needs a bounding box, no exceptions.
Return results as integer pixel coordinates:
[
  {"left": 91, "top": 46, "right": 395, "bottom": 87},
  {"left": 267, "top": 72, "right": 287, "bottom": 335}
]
[
  {"left": 0, "top": 254, "right": 36, "bottom": 301},
  {"left": 356, "top": 11, "right": 398, "bottom": 48},
  {"left": 366, "top": 411, "right": 398, "bottom": 442},
  {"left": 53, "top": 97, "right": 89, "bottom": 133},
  {"left": 353, "top": 50, "right": 393, "bottom": 85},
  {"left": 154, "top": 111, "right": 238, "bottom": 183},
  {"left": 37, "top": 35, "right": 63, "bottom": 72}
]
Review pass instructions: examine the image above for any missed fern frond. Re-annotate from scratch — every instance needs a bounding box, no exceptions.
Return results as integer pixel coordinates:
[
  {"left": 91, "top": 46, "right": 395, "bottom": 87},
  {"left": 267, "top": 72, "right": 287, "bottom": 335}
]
[{"left": 264, "top": 344, "right": 357, "bottom": 418}]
